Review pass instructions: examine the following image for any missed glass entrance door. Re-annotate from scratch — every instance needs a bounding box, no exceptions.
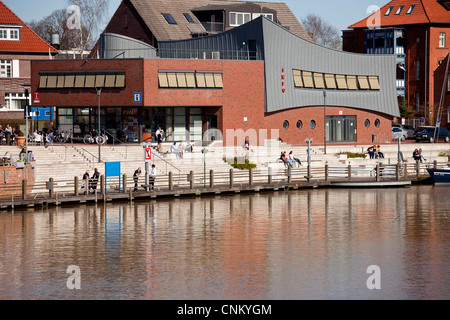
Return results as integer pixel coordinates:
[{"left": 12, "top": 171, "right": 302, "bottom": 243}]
[{"left": 326, "top": 116, "right": 356, "bottom": 142}]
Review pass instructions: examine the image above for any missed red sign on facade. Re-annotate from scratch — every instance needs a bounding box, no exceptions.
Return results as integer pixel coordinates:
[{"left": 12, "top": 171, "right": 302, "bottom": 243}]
[{"left": 33, "top": 92, "right": 40, "bottom": 104}]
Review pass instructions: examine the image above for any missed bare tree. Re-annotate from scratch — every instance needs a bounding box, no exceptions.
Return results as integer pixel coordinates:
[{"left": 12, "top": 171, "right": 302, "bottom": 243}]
[
  {"left": 301, "top": 14, "right": 342, "bottom": 50},
  {"left": 28, "top": 9, "right": 90, "bottom": 50},
  {"left": 66, "top": 0, "right": 109, "bottom": 51}
]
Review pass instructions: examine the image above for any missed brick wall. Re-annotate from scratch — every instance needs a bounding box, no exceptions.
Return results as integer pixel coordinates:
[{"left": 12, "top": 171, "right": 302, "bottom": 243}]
[
  {"left": 31, "top": 59, "right": 145, "bottom": 107},
  {"left": 0, "top": 164, "right": 35, "bottom": 197}
]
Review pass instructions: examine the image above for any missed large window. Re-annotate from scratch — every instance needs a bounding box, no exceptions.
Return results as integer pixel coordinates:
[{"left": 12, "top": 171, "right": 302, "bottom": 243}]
[
  {"left": 326, "top": 116, "right": 356, "bottom": 143},
  {"left": 439, "top": 33, "right": 446, "bottom": 48},
  {"left": 4, "top": 92, "right": 31, "bottom": 110},
  {"left": 293, "top": 69, "right": 380, "bottom": 91}
]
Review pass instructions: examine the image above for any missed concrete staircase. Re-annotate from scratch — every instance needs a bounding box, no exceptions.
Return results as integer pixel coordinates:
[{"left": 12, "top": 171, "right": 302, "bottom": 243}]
[{"left": 1, "top": 140, "right": 448, "bottom": 184}]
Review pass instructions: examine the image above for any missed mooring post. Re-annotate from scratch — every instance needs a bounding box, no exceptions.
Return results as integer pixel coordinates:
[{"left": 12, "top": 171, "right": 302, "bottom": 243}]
[
  {"left": 169, "top": 172, "right": 173, "bottom": 191},
  {"left": 376, "top": 164, "right": 380, "bottom": 182},
  {"left": 404, "top": 163, "right": 408, "bottom": 178},
  {"left": 325, "top": 164, "right": 329, "bottom": 181},
  {"left": 416, "top": 161, "right": 420, "bottom": 180},
  {"left": 433, "top": 160, "right": 438, "bottom": 169},
  {"left": 49, "top": 177, "right": 54, "bottom": 198},
  {"left": 22, "top": 179, "right": 27, "bottom": 200},
  {"left": 189, "top": 171, "right": 194, "bottom": 189},
  {"left": 249, "top": 168, "right": 253, "bottom": 186},
  {"left": 396, "top": 163, "right": 400, "bottom": 181},
  {"left": 84, "top": 176, "right": 89, "bottom": 196},
  {"left": 287, "top": 166, "right": 292, "bottom": 184},
  {"left": 348, "top": 165, "right": 352, "bottom": 181},
  {"left": 229, "top": 169, "right": 234, "bottom": 188},
  {"left": 268, "top": 167, "right": 272, "bottom": 184},
  {"left": 74, "top": 176, "right": 79, "bottom": 196},
  {"left": 100, "top": 175, "right": 105, "bottom": 198},
  {"left": 122, "top": 174, "right": 127, "bottom": 194},
  {"left": 210, "top": 169, "right": 214, "bottom": 188}
]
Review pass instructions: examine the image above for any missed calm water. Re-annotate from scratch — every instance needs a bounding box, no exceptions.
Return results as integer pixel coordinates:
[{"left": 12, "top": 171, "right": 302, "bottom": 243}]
[{"left": 0, "top": 186, "right": 449, "bottom": 300}]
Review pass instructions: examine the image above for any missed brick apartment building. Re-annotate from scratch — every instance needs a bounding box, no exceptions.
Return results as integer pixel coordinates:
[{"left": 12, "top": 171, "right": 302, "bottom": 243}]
[
  {"left": 343, "top": 0, "right": 450, "bottom": 127},
  {"left": 0, "top": 0, "right": 57, "bottom": 124}
]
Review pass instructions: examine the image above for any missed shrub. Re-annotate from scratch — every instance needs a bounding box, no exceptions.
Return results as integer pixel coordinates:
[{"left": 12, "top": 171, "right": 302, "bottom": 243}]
[
  {"left": 337, "top": 152, "right": 367, "bottom": 159},
  {"left": 224, "top": 157, "right": 257, "bottom": 170}
]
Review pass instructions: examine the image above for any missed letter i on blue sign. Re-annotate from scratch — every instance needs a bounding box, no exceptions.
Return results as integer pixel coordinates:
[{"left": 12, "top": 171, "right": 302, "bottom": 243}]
[{"left": 133, "top": 92, "right": 142, "bottom": 103}]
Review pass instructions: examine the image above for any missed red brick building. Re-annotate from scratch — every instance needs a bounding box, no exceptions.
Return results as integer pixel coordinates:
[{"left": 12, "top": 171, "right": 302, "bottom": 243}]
[
  {"left": 343, "top": 0, "right": 450, "bottom": 126},
  {"left": 434, "top": 53, "right": 450, "bottom": 127},
  {"left": 31, "top": 17, "right": 399, "bottom": 147},
  {"left": 0, "top": 0, "right": 57, "bottom": 123}
]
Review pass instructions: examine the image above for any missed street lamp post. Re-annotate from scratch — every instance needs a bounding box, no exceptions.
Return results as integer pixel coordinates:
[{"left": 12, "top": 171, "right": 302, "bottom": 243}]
[
  {"left": 305, "top": 138, "right": 313, "bottom": 182},
  {"left": 323, "top": 90, "right": 327, "bottom": 155},
  {"left": 96, "top": 88, "right": 102, "bottom": 163}
]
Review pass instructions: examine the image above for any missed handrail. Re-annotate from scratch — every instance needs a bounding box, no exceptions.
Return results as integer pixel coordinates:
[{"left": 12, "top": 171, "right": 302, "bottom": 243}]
[
  {"left": 82, "top": 148, "right": 102, "bottom": 164},
  {"left": 149, "top": 148, "right": 182, "bottom": 180},
  {"left": 102, "top": 130, "right": 128, "bottom": 159}
]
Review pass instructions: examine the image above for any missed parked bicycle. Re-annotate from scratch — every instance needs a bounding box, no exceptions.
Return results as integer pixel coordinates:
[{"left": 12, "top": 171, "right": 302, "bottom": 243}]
[
  {"left": 52, "top": 130, "right": 72, "bottom": 143},
  {"left": 83, "top": 130, "right": 108, "bottom": 145}
]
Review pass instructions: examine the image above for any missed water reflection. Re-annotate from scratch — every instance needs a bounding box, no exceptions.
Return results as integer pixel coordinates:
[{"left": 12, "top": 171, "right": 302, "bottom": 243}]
[{"left": 0, "top": 186, "right": 449, "bottom": 299}]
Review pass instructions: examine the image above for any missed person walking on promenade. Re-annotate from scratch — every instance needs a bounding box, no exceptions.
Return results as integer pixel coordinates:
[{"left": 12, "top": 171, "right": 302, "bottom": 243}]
[
  {"left": 90, "top": 168, "right": 100, "bottom": 192},
  {"left": 4, "top": 124, "right": 12, "bottom": 145},
  {"left": 149, "top": 164, "right": 156, "bottom": 190},
  {"left": 82, "top": 170, "right": 90, "bottom": 191},
  {"left": 133, "top": 167, "right": 141, "bottom": 191}
]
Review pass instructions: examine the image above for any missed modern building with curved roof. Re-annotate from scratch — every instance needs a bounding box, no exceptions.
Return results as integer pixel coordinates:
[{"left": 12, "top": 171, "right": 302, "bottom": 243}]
[{"left": 32, "top": 14, "right": 399, "bottom": 147}]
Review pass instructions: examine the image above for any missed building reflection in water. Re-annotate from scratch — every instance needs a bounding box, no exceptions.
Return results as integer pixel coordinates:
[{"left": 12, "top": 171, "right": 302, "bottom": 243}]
[{"left": 0, "top": 186, "right": 449, "bottom": 299}]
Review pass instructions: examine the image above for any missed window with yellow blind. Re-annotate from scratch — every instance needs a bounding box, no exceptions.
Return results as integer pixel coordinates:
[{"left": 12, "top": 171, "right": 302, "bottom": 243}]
[
  {"left": 313, "top": 72, "right": 325, "bottom": 89},
  {"left": 302, "top": 71, "right": 314, "bottom": 88},
  {"left": 157, "top": 71, "right": 223, "bottom": 89}
]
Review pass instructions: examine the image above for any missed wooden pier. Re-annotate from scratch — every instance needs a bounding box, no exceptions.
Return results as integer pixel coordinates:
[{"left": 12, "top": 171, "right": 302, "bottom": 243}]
[{"left": 0, "top": 162, "right": 442, "bottom": 211}]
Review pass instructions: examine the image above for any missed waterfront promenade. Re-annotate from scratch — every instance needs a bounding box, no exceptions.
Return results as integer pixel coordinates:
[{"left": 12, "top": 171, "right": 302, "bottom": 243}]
[{"left": 1, "top": 140, "right": 448, "bottom": 210}]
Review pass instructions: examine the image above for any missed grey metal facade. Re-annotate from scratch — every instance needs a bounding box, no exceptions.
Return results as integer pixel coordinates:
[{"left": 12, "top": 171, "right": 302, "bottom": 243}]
[
  {"left": 100, "top": 33, "right": 157, "bottom": 59},
  {"left": 159, "top": 17, "right": 399, "bottom": 117}
]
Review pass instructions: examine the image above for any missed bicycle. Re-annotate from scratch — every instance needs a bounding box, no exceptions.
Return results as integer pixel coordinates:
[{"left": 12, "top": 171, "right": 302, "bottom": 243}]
[
  {"left": 53, "top": 130, "right": 72, "bottom": 143},
  {"left": 83, "top": 132, "right": 108, "bottom": 145}
]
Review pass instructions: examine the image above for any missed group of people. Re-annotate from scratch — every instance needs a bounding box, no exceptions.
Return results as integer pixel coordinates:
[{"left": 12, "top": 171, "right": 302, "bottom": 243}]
[
  {"left": 133, "top": 165, "right": 156, "bottom": 191},
  {"left": 0, "top": 122, "right": 54, "bottom": 146},
  {"left": 0, "top": 124, "right": 21, "bottom": 145},
  {"left": 170, "top": 141, "right": 194, "bottom": 158},
  {"left": 367, "top": 145, "right": 385, "bottom": 159},
  {"left": 413, "top": 148, "right": 426, "bottom": 163},
  {"left": 81, "top": 168, "right": 101, "bottom": 193},
  {"left": 279, "top": 151, "right": 302, "bottom": 168}
]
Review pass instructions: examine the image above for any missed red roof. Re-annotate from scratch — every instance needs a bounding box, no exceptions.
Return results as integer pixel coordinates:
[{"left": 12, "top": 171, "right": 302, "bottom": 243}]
[
  {"left": 349, "top": 0, "right": 450, "bottom": 29},
  {"left": 0, "top": 0, "right": 58, "bottom": 53}
]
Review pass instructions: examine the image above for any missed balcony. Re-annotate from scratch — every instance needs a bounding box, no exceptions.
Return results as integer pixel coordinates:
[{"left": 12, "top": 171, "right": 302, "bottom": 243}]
[{"left": 199, "top": 21, "right": 225, "bottom": 34}]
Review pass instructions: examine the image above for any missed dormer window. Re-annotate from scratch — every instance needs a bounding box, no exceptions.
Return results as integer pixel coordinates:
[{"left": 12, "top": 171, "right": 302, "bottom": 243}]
[
  {"left": 385, "top": 6, "right": 394, "bottom": 16},
  {"left": 406, "top": 5, "right": 416, "bottom": 15},
  {"left": 0, "top": 27, "right": 20, "bottom": 40},
  {"left": 229, "top": 12, "right": 250, "bottom": 26},
  {"left": 395, "top": 6, "right": 404, "bottom": 15}
]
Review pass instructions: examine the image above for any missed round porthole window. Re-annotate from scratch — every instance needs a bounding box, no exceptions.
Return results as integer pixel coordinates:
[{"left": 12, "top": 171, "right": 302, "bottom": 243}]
[
  {"left": 297, "top": 120, "right": 303, "bottom": 130},
  {"left": 374, "top": 119, "right": 380, "bottom": 128},
  {"left": 310, "top": 120, "right": 316, "bottom": 130},
  {"left": 365, "top": 119, "right": 370, "bottom": 128},
  {"left": 283, "top": 120, "right": 289, "bottom": 130}
]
